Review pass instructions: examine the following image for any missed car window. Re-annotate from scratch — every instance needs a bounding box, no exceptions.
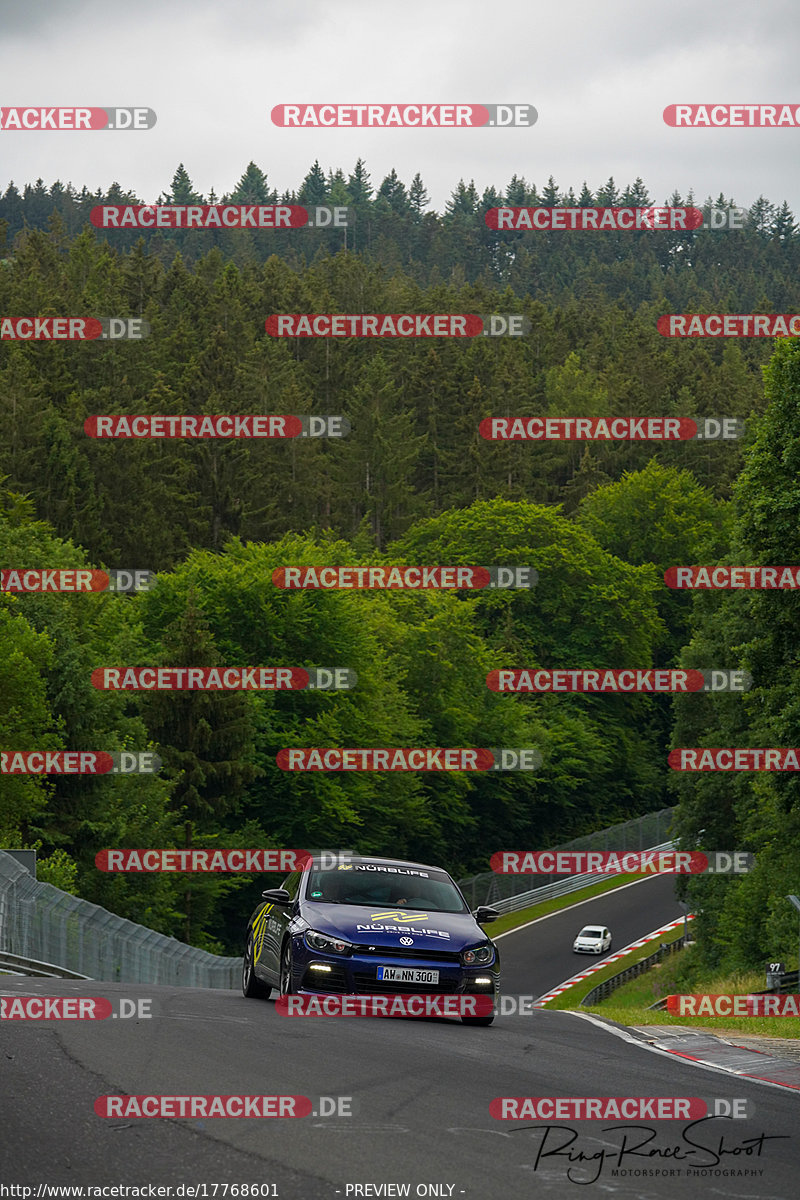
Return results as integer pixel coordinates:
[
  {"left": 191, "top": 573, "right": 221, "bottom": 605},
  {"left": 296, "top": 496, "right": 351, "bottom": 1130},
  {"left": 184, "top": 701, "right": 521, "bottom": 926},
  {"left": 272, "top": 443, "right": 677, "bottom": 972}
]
[
  {"left": 282, "top": 870, "right": 302, "bottom": 900},
  {"left": 305, "top": 867, "right": 468, "bottom": 913},
  {"left": 580, "top": 928, "right": 602, "bottom": 937}
]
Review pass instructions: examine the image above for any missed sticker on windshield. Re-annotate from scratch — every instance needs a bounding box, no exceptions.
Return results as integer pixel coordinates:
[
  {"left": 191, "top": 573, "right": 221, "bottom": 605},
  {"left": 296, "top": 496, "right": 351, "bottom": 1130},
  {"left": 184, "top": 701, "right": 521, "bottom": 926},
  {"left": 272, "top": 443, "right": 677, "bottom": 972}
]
[{"left": 353, "top": 865, "right": 430, "bottom": 876}]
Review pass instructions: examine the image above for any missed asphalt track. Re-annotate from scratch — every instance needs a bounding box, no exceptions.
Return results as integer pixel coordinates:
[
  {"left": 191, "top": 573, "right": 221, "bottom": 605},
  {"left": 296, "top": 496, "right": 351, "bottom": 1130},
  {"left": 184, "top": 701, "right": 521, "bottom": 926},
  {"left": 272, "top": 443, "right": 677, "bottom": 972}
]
[
  {"left": 1, "top": 874, "right": 798, "bottom": 1198},
  {"left": 495, "top": 871, "right": 687, "bottom": 997}
]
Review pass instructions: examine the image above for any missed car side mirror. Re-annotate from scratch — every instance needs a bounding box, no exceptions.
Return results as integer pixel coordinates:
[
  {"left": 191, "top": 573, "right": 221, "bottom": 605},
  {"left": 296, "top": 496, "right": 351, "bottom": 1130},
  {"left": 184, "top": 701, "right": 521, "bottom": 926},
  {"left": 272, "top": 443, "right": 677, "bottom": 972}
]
[
  {"left": 473, "top": 905, "right": 500, "bottom": 924},
  {"left": 261, "top": 888, "right": 291, "bottom": 905}
]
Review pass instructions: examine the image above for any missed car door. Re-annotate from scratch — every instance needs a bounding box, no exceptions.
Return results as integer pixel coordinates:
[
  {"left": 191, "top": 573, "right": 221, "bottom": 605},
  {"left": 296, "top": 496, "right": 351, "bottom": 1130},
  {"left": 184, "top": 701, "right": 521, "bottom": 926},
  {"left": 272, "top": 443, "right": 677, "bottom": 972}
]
[
  {"left": 262, "top": 870, "right": 303, "bottom": 979},
  {"left": 250, "top": 898, "right": 281, "bottom": 984}
]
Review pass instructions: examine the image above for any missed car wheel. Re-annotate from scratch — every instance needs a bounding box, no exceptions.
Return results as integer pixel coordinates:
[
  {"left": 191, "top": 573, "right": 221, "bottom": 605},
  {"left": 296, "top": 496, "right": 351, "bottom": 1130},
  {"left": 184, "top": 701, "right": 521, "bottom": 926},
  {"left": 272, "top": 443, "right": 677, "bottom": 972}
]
[
  {"left": 462, "top": 1014, "right": 495, "bottom": 1026},
  {"left": 280, "top": 939, "right": 295, "bottom": 996},
  {"left": 242, "top": 933, "right": 271, "bottom": 1000}
]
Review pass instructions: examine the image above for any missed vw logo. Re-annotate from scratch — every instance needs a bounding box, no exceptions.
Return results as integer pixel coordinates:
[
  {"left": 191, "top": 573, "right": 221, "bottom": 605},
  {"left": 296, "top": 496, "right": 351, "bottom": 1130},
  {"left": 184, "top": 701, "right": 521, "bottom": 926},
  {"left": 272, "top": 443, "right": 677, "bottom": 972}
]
[{"left": 399, "top": 936, "right": 414, "bottom": 946}]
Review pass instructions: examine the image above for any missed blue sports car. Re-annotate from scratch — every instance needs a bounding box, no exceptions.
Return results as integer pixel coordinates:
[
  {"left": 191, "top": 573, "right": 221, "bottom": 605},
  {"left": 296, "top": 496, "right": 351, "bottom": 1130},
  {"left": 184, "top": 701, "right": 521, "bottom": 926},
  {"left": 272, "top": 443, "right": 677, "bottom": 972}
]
[{"left": 242, "top": 855, "right": 501, "bottom": 1025}]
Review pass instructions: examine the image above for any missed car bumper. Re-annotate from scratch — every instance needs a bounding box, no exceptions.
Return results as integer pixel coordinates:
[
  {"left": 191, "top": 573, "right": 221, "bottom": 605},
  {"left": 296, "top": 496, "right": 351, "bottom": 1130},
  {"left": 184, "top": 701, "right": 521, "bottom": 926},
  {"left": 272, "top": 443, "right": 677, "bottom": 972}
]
[{"left": 291, "top": 942, "right": 500, "bottom": 996}]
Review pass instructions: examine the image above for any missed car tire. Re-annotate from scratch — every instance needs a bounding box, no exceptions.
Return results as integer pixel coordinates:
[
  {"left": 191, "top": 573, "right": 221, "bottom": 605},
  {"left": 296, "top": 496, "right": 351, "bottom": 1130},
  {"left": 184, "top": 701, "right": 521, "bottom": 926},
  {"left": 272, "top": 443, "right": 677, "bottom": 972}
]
[
  {"left": 462, "top": 1014, "right": 495, "bottom": 1026},
  {"left": 242, "top": 933, "right": 271, "bottom": 1000},
  {"left": 280, "top": 939, "right": 295, "bottom": 996}
]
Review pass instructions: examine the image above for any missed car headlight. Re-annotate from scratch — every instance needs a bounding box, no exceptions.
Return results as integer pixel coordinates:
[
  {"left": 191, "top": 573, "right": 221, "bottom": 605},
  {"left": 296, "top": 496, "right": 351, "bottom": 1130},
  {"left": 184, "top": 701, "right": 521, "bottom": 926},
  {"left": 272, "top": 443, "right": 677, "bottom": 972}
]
[
  {"left": 304, "top": 929, "right": 354, "bottom": 955},
  {"left": 461, "top": 943, "right": 495, "bottom": 966}
]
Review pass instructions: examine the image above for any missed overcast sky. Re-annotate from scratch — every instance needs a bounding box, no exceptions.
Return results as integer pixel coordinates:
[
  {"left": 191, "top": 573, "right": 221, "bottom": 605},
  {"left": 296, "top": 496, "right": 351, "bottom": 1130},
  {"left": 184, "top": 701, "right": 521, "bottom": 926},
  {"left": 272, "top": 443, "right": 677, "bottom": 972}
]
[{"left": 1, "top": 0, "right": 799, "bottom": 212}]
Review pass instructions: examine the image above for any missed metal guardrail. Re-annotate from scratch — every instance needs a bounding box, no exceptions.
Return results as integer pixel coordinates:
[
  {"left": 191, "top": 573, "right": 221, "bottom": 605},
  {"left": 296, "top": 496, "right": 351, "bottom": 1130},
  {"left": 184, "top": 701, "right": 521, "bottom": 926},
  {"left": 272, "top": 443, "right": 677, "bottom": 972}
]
[
  {"left": 767, "top": 969, "right": 800, "bottom": 993},
  {"left": 0, "top": 850, "right": 242, "bottom": 987},
  {"left": 458, "top": 808, "right": 675, "bottom": 910},
  {"left": 0, "top": 951, "right": 90, "bottom": 979},
  {"left": 646, "top": 970, "right": 799, "bottom": 1011},
  {"left": 581, "top": 935, "right": 686, "bottom": 1007},
  {"left": 477, "top": 841, "right": 676, "bottom": 916}
]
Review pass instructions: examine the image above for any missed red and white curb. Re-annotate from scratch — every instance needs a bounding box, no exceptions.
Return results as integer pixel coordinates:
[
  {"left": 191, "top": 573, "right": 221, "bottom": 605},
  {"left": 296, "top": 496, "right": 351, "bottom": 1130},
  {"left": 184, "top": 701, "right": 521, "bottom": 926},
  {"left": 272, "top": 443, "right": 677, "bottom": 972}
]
[{"left": 534, "top": 915, "right": 695, "bottom": 1007}]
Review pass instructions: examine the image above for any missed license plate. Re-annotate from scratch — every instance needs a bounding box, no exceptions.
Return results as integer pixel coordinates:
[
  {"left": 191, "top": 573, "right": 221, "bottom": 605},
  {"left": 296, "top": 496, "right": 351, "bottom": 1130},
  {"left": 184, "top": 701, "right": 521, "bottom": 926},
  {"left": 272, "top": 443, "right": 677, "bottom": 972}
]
[{"left": 376, "top": 966, "right": 440, "bottom": 984}]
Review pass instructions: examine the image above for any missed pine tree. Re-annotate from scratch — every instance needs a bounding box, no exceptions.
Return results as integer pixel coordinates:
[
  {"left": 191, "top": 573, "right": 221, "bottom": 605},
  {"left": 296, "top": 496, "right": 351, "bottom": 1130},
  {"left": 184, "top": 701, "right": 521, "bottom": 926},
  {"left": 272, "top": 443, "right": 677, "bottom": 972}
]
[
  {"left": 504, "top": 175, "right": 528, "bottom": 205},
  {"left": 0, "top": 182, "right": 24, "bottom": 235},
  {"left": 230, "top": 162, "right": 276, "bottom": 204},
  {"left": 541, "top": 176, "right": 560, "bottom": 206},
  {"left": 596, "top": 176, "right": 620, "bottom": 205},
  {"left": 347, "top": 159, "right": 373, "bottom": 204},
  {"left": 577, "top": 181, "right": 595, "bottom": 207},
  {"left": 621, "top": 177, "right": 651, "bottom": 206},
  {"left": 299, "top": 160, "right": 328, "bottom": 205},
  {"left": 164, "top": 164, "right": 204, "bottom": 204},
  {"left": 409, "top": 173, "right": 430, "bottom": 217},
  {"left": 748, "top": 196, "right": 776, "bottom": 236},
  {"left": 445, "top": 180, "right": 479, "bottom": 215},
  {"left": 138, "top": 594, "right": 258, "bottom": 941},
  {"left": 377, "top": 169, "right": 410, "bottom": 214},
  {"left": 771, "top": 201, "right": 798, "bottom": 241}
]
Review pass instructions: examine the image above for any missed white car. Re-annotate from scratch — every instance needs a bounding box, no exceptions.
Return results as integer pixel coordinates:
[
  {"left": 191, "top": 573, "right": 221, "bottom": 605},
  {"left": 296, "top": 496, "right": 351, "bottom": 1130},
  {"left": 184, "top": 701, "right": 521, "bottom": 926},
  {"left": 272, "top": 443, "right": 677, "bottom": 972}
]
[{"left": 573, "top": 925, "right": 612, "bottom": 954}]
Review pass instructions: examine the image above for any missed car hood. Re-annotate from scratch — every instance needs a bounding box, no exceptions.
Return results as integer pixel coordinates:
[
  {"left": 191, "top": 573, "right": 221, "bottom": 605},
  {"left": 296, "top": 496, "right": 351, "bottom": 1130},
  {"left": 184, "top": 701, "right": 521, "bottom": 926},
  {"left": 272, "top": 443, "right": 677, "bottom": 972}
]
[{"left": 302, "top": 903, "right": 487, "bottom": 950}]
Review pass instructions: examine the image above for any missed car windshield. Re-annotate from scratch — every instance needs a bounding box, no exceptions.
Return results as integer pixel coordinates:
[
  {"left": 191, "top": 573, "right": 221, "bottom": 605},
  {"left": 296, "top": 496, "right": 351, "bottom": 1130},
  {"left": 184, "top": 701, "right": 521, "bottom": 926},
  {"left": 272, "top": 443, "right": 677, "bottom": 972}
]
[
  {"left": 579, "top": 928, "right": 603, "bottom": 937},
  {"left": 305, "top": 865, "right": 468, "bottom": 913}
]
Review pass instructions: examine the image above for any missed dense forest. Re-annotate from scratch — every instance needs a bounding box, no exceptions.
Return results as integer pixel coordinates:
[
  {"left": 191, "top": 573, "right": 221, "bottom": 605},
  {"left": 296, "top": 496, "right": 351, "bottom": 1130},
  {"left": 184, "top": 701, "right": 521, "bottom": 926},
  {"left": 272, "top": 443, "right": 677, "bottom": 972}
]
[{"left": 1, "top": 163, "right": 799, "bottom": 965}]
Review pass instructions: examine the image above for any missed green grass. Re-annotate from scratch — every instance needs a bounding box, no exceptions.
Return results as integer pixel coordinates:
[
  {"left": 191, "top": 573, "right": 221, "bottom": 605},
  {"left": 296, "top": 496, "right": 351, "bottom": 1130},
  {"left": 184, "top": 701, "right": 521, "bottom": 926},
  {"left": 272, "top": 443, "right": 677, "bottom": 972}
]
[
  {"left": 579, "top": 944, "right": 800, "bottom": 1038},
  {"left": 541, "top": 922, "right": 686, "bottom": 1009},
  {"left": 488, "top": 872, "right": 646, "bottom": 937},
  {"left": 488, "top": 875, "right": 800, "bottom": 1040}
]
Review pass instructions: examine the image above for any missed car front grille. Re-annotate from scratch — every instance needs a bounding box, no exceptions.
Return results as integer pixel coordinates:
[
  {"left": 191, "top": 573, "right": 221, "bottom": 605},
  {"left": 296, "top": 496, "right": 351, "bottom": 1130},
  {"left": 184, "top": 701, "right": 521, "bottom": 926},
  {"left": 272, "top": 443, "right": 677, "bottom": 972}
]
[{"left": 354, "top": 945, "right": 462, "bottom": 963}]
